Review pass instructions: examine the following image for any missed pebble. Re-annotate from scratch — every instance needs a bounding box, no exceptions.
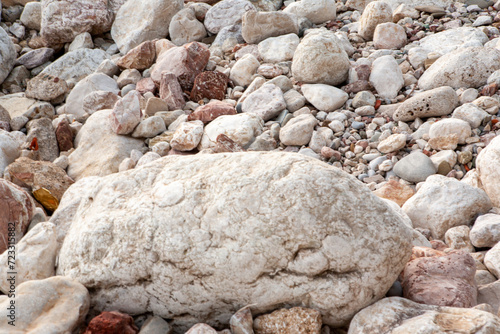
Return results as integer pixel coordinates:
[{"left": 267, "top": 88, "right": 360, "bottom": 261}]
[
  {"left": 377, "top": 134, "right": 407, "bottom": 153},
  {"left": 301, "top": 84, "right": 348, "bottom": 112},
  {"left": 393, "top": 151, "right": 436, "bottom": 183},
  {"left": 279, "top": 114, "right": 318, "bottom": 146}
]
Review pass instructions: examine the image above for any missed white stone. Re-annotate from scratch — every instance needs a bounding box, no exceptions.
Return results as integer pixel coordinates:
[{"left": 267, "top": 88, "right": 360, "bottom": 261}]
[
  {"left": 0, "top": 222, "right": 57, "bottom": 294},
  {"left": 0, "top": 27, "right": 16, "bottom": 85},
  {"left": 279, "top": 114, "right": 318, "bottom": 146},
  {"left": 170, "top": 121, "right": 204, "bottom": 151},
  {"left": 258, "top": 33, "right": 299, "bottom": 63},
  {"left": 204, "top": 0, "right": 256, "bottom": 34},
  {"left": 419, "top": 47, "right": 500, "bottom": 90},
  {"left": 283, "top": 89, "right": 306, "bottom": 113},
  {"left": 473, "top": 15, "right": 493, "bottom": 27},
  {"left": 136, "top": 152, "right": 161, "bottom": 167},
  {"left": 0, "top": 130, "right": 21, "bottom": 178},
  {"left": 169, "top": 7, "right": 207, "bottom": 46},
  {"left": 292, "top": 29, "right": 350, "bottom": 86},
  {"left": 283, "top": 0, "right": 336, "bottom": 24},
  {"left": 68, "top": 32, "right": 94, "bottom": 52},
  {"left": 402, "top": 174, "right": 492, "bottom": 239},
  {"left": 348, "top": 297, "right": 500, "bottom": 333},
  {"left": 109, "top": 90, "right": 142, "bottom": 135},
  {"left": 485, "top": 242, "right": 500, "bottom": 278},
  {"left": 477, "top": 136, "right": 500, "bottom": 207},
  {"left": 377, "top": 134, "right": 406, "bottom": 153},
  {"left": 68, "top": 109, "right": 145, "bottom": 180},
  {"left": 230, "top": 54, "right": 260, "bottom": 87},
  {"left": 472, "top": 96, "right": 500, "bottom": 115},
  {"left": 418, "top": 27, "right": 489, "bottom": 55},
  {"left": 358, "top": 1, "right": 392, "bottom": 41},
  {"left": 198, "top": 113, "right": 263, "bottom": 150},
  {"left": 242, "top": 84, "right": 286, "bottom": 121},
  {"left": 55, "top": 151, "right": 413, "bottom": 332},
  {"left": 429, "top": 118, "right": 471, "bottom": 145},
  {"left": 373, "top": 22, "right": 407, "bottom": 49},
  {"left": 65, "top": 73, "right": 120, "bottom": 118},
  {"left": 301, "top": 84, "right": 348, "bottom": 113},
  {"left": 369, "top": 55, "right": 404, "bottom": 99},
  {"left": 0, "top": 276, "right": 89, "bottom": 333},
  {"left": 309, "top": 127, "right": 334, "bottom": 153},
  {"left": 20, "top": 1, "right": 42, "bottom": 31},
  {"left": 444, "top": 225, "right": 474, "bottom": 252},
  {"left": 335, "top": 31, "right": 355, "bottom": 56},
  {"left": 429, "top": 150, "right": 457, "bottom": 171},
  {"left": 111, "top": 0, "right": 184, "bottom": 54},
  {"left": 470, "top": 213, "right": 500, "bottom": 248},
  {"left": 131, "top": 116, "right": 166, "bottom": 138},
  {"left": 241, "top": 11, "right": 299, "bottom": 45},
  {"left": 452, "top": 103, "right": 489, "bottom": 129}
]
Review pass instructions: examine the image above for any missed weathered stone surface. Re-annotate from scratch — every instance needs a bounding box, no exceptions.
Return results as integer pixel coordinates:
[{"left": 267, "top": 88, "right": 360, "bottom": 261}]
[
  {"left": 15, "top": 47, "right": 54, "bottom": 70},
  {"left": 0, "top": 222, "right": 57, "bottom": 293},
  {"left": 358, "top": 1, "right": 392, "bottom": 41},
  {"left": 230, "top": 54, "right": 260, "bottom": 87},
  {"left": 301, "top": 84, "right": 348, "bottom": 112},
  {"left": 476, "top": 136, "right": 500, "bottom": 208},
  {"left": 55, "top": 152, "right": 413, "bottom": 332},
  {"left": 109, "top": 90, "right": 142, "bottom": 135},
  {"left": 25, "top": 73, "right": 68, "bottom": 102},
  {"left": 419, "top": 47, "right": 500, "bottom": 90},
  {"left": 111, "top": 0, "right": 184, "bottom": 53},
  {"left": 378, "top": 134, "right": 406, "bottom": 153},
  {"left": 402, "top": 247, "right": 477, "bottom": 307},
  {"left": 82, "top": 91, "right": 121, "bottom": 117},
  {"left": 170, "top": 120, "right": 204, "bottom": 151},
  {"left": 402, "top": 175, "right": 492, "bottom": 240},
  {"left": 452, "top": 103, "right": 489, "bottom": 129},
  {"left": 27, "top": 117, "right": 59, "bottom": 162},
  {"left": 204, "top": 0, "right": 256, "bottom": 34},
  {"left": 159, "top": 73, "right": 186, "bottom": 111},
  {"left": 477, "top": 280, "right": 500, "bottom": 314},
  {"left": 369, "top": 55, "right": 404, "bottom": 99},
  {"left": 348, "top": 297, "right": 500, "bottom": 334},
  {"left": 188, "top": 101, "right": 236, "bottom": 123},
  {"left": 241, "top": 11, "right": 299, "bottom": 45},
  {"left": 373, "top": 180, "right": 415, "bottom": 207},
  {"left": 373, "top": 22, "right": 406, "bottom": 49},
  {"left": 254, "top": 307, "right": 321, "bottom": 334},
  {"left": 279, "top": 114, "right": 318, "bottom": 146},
  {"left": 393, "top": 151, "right": 436, "bottom": 183},
  {"left": 85, "top": 311, "right": 138, "bottom": 334},
  {"left": 292, "top": 29, "right": 350, "bottom": 86},
  {"left": 283, "top": 0, "right": 336, "bottom": 24},
  {"left": 131, "top": 116, "right": 166, "bottom": 139},
  {"left": 242, "top": 84, "right": 286, "bottom": 121},
  {"left": 191, "top": 71, "right": 228, "bottom": 102},
  {"left": 470, "top": 213, "right": 500, "bottom": 249},
  {"left": 258, "top": 34, "right": 299, "bottom": 64},
  {"left": 0, "top": 276, "right": 90, "bottom": 333},
  {"left": 0, "top": 178, "right": 35, "bottom": 254},
  {"left": 68, "top": 109, "right": 145, "bottom": 180},
  {"left": 117, "top": 40, "right": 156, "bottom": 71},
  {"left": 169, "top": 7, "right": 207, "bottom": 46},
  {"left": 429, "top": 118, "right": 471, "bottom": 145},
  {"left": 0, "top": 27, "right": 16, "bottom": 85},
  {"left": 0, "top": 129, "right": 21, "bottom": 177},
  {"left": 151, "top": 42, "right": 210, "bottom": 91},
  {"left": 136, "top": 78, "right": 157, "bottom": 96},
  {"left": 418, "top": 27, "right": 488, "bottom": 55},
  {"left": 393, "top": 86, "right": 459, "bottom": 122}
]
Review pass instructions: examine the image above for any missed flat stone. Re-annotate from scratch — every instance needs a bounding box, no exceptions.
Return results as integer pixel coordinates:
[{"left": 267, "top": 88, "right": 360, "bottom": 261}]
[
  {"left": 131, "top": 116, "right": 166, "bottom": 138},
  {"left": 301, "top": 84, "right": 348, "bottom": 112},
  {"left": 25, "top": 73, "right": 68, "bottom": 102},
  {"left": 283, "top": 0, "right": 336, "bottom": 24},
  {"left": 429, "top": 118, "right": 471, "bottom": 145},
  {"left": 188, "top": 101, "right": 236, "bottom": 124},
  {"left": 377, "top": 133, "right": 406, "bottom": 153},
  {"left": 417, "top": 27, "right": 488, "bottom": 55},
  {"left": 16, "top": 47, "right": 54, "bottom": 70},
  {"left": 258, "top": 33, "right": 300, "bottom": 63}
]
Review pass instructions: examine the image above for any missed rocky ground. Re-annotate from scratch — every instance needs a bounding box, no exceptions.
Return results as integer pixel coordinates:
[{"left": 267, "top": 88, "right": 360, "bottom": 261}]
[{"left": 2, "top": 0, "right": 500, "bottom": 333}]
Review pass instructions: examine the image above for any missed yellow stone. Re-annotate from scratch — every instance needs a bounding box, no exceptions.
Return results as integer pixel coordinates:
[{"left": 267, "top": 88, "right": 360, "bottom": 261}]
[{"left": 33, "top": 187, "right": 59, "bottom": 212}]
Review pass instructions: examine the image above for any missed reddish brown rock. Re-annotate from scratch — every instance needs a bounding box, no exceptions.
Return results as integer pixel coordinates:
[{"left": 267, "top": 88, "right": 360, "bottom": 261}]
[
  {"left": 354, "top": 64, "right": 371, "bottom": 81},
  {"left": 160, "top": 73, "right": 186, "bottom": 110},
  {"left": 373, "top": 180, "right": 415, "bottom": 207},
  {"left": 4, "top": 157, "right": 74, "bottom": 203},
  {"left": 84, "top": 311, "right": 138, "bottom": 334},
  {"left": 190, "top": 71, "right": 228, "bottom": 101},
  {"left": 0, "top": 178, "right": 36, "bottom": 254},
  {"left": 117, "top": 41, "right": 156, "bottom": 71},
  {"left": 342, "top": 80, "right": 373, "bottom": 94},
  {"left": 136, "top": 77, "right": 157, "bottom": 95},
  {"left": 215, "top": 133, "right": 245, "bottom": 153},
  {"left": 55, "top": 119, "right": 74, "bottom": 152},
  {"left": 402, "top": 247, "right": 477, "bottom": 308},
  {"left": 151, "top": 42, "right": 210, "bottom": 91},
  {"left": 187, "top": 101, "right": 236, "bottom": 123},
  {"left": 254, "top": 307, "right": 322, "bottom": 334}
]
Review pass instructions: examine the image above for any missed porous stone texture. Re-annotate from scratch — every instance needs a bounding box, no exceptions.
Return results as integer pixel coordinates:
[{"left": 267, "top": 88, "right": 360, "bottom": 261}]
[
  {"left": 56, "top": 152, "right": 413, "bottom": 332},
  {"left": 241, "top": 11, "right": 299, "bottom": 45},
  {"left": 348, "top": 297, "right": 500, "bottom": 334},
  {"left": 402, "top": 175, "right": 492, "bottom": 240},
  {"left": 358, "top": 1, "right": 392, "bottom": 41},
  {"left": 283, "top": 0, "right": 336, "bottom": 25},
  {"left": 253, "top": 307, "right": 322, "bottom": 334},
  {"left": 0, "top": 276, "right": 90, "bottom": 333},
  {"left": 292, "top": 29, "right": 350, "bottom": 86},
  {"left": 67, "top": 109, "right": 145, "bottom": 180},
  {"left": 111, "top": 0, "right": 184, "bottom": 53},
  {"left": 0, "top": 27, "right": 16, "bottom": 85},
  {"left": 476, "top": 135, "right": 500, "bottom": 207}
]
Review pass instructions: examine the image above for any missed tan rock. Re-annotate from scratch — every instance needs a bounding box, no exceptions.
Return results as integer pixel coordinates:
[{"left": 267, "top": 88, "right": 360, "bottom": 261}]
[
  {"left": 373, "top": 180, "right": 415, "bottom": 206},
  {"left": 358, "top": 1, "right": 393, "bottom": 41},
  {"left": 373, "top": 22, "right": 407, "bottom": 49},
  {"left": 170, "top": 121, "right": 204, "bottom": 151},
  {"left": 241, "top": 11, "right": 299, "bottom": 44},
  {"left": 254, "top": 307, "right": 322, "bottom": 334},
  {"left": 117, "top": 40, "right": 156, "bottom": 71},
  {"left": 476, "top": 135, "right": 500, "bottom": 207}
]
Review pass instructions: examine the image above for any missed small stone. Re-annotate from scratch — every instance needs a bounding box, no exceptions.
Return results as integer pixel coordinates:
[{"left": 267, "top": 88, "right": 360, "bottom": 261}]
[
  {"left": 131, "top": 116, "right": 166, "bottom": 138},
  {"left": 373, "top": 180, "right": 415, "bottom": 207},
  {"left": 20, "top": 1, "right": 42, "bottom": 30},
  {"left": 85, "top": 311, "right": 138, "bottom": 334},
  {"left": 258, "top": 34, "right": 300, "bottom": 63},
  {"left": 55, "top": 119, "right": 74, "bottom": 152},
  {"left": 283, "top": 0, "right": 336, "bottom": 24},
  {"left": 230, "top": 54, "right": 260, "bottom": 87},
  {"left": 358, "top": 1, "right": 392, "bottom": 41},
  {"left": 160, "top": 73, "right": 186, "bottom": 111},
  {"left": 135, "top": 152, "right": 161, "bottom": 168},
  {"left": 373, "top": 22, "right": 407, "bottom": 49},
  {"left": 242, "top": 84, "right": 286, "bottom": 121},
  {"left": 83, "top": 91, "right": 121, "bottom": 116},
  {"left": 139, "top": 316, "right": 172, "bottom": 334},
  {"left": 185, "top": 323, "right": 217, "bottom": 334},
  {"left": 109, "top": 90, "right": 142, "bottom": 135},
  {"left": 68, "top": 32, "right": 94, "bottom": 52},
  {"left": 170, "top": 120, "right": 204, "bottom": 151},
  {"left": 25, "top": 74, "right": 68, "bottom": 102},
  {"left": 16, "top": 48, "right": 54, "bottom": 70},
  {"left": 369, "top": 55, "right": 404, "bottom": 100},
  {"left": 169, "top": 7, "right": 207, "bottom": 46},
  {"left": 254, "top": 307, "right": 322, "bottom": 334},
  {"left": 190, "top": 71, "right": 228, "bottom": 102},
  {"left": 117, "top": 40, "right": 156, "bottom": 71},
  {"left": 279, "top": 114, "right": 318, "bottom": 146},
  {"left": 393, "top": 151, "right": 436, "bottom": 183},
  {"left": 241, "top": 11, "right": 299, "bottom": 44},
  {"left": 188, "top": 101, "right": 236, "bottom": 124},
  {"left": 470, "top": 213, "right": 500, "bottom": 249},
  {"left": 452, "top": 103, "right": 489, "bottom": 129},
  {"left": 429, "top": 119, "right": 471, "bottom": 145},
  {"left": 484, "top": 242, "right": 500, "bottom": 278},
  {"left": 377, "top": 134, "right": 406, "bottom": 153},
  {"left": 352, "top": 91, "right": 376, "bottom": 108},
  {"left": 204, "top": 0, "right": 256, "bottom": 34},
  {"left": 27, "top": 117, "right": 59, "bottom": 162},
  {"left": 301, "top": 84, "right": 348, "bottom": 112},
  {"left": 230, "top": 306, "right": 253, "bottom": 334}
]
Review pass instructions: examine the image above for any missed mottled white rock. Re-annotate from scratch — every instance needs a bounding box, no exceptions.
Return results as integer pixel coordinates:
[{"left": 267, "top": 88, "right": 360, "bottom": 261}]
[
  {"left": 204, "top": 0, "right": 256, "bottom": 34},
  {"left": 373, "top": 22, "right": 406, "bottom": 49},
  {"left": 283, "top": 0, "right": 336, "bottom": 24},
  {"left": 369, "top": 55, "right": 404, "bottom": 99},
  {"left": 477, "top": 136, "right": 500, "bottom": 207},
  {"left": 68, "top": 109, "right": 145, "bottom": 180},
  {"left": 0, "top": 27, "right": 16, "bottom": 85},
  {"left": 136, "top": 152, "right": 161, "bottom": 168},
  {"left": 279, "top": 114, "right": 318, "bottom": 146},
  {"left": 473, "top": 96, "right": 500, "bottom": 115},
  {"left": 309, "top": 128, "right": 334, "bottom": 153},
  {"left": 419, "top": 47, "right": 500, "bottom": 90},
  {"left": 0, "top": 130, "right": 21, "bottom": 177},
  {"left": 348, "top": 297, "right": 500, "bottom": 334},
  {"left": 169, "top": 7, "right": 207, "bottom": 46},
  {"left": 55, "top": 152, "right": 413, "bottom": 332},
  {"left": 470, "top": 214, "right": 500, "bottom": 248},
  {"left": 242, "top": 84, "right": 286, "bottom": 121},
  {"left": 377, "top": 134, "right": 406, "bottom": 153},
  {"left": 0, "top": 222, "right": 57, "bottom": 294},
  {"left": 301, "top": 84, "right": 348, "bottom": 113},
  {"left": 418, "top": 27, "right": 489, "bottom": 55},
  {"left": 68, "top": 32, "right": 94, "bottom": 52},
  {"left": 402, "top": 175, "right": 492, "bottom": 239},
  {"left": 292, "top": 29, "right": 350, "bottom": 86},
  {"left": 230, "top": 54, "right": 260, "bottom": 87},
  {"left": 39, "top": 48, "right": 109, "bottom": 84},
  {"left": 198, "top": 113, "right": 263, "bottom": 150},
  {"left": 358, "top": 1, "right": 392, "bottom": 41},
  {"left": 131, "top": 116, "right": 166, "bottom": 138},
  {"left": 444, "top": 225, "right": 474, "bottom": 252},
  {"left": 393, "top": 86, "right": 458, "bottom": 122},
  {"left": 170, "top": 121, "right": 204, "bottom": 151},
  {"left": 65, "top": 73, "right": 120, "bottom": 118},
  {"left": 429, "top": 150, "right": 457, "bottom": 171},
  {"left": 485, "top": 242, "right": 500, "bottom": 278},
  {"left": 429, "top": 118, "right": 471, "bottom": 145},
  {"left": 20, "top": 1, "right": 41, "bottom": 31},
  {"left": 258, "top": 33, "right": 299, "bottom": 63},
  {"left": 111, "top": 0, "right": 184, "bottom": 53},
  {"left": 241, "top": 11, "right": 299, "bottom": 44},
  {"left": 452, "top": 103, "right": 489, "bottom": 129},
  {"left": 109, "top": 90, "right": 142, "bottom": 135},
  {"left": 0, "top": 276, "right": 89, "bottom": 333}
]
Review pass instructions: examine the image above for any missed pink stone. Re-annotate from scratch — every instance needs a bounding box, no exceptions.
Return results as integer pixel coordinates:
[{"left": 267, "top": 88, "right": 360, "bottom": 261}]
[
  {"left": 159, "top": 73, "right": 186, "bottom": 111},
  {"left": 187, "top": 101, "right": 236, "bottom": 123}
]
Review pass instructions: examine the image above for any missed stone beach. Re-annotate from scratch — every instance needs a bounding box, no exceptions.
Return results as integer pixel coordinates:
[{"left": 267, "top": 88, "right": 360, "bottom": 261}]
[{"left": 2, "top": 0, "right": 500, "bottom": 333}]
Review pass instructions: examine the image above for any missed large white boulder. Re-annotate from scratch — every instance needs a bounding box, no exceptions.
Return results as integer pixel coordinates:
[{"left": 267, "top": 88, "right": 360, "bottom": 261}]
[{"left": 55, "top": 152, "right": 413, "bottom": 332}]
